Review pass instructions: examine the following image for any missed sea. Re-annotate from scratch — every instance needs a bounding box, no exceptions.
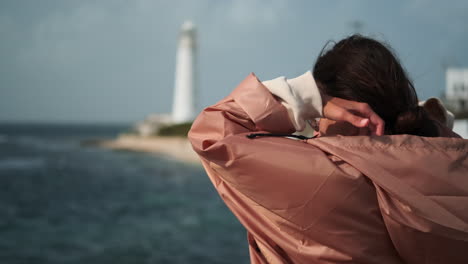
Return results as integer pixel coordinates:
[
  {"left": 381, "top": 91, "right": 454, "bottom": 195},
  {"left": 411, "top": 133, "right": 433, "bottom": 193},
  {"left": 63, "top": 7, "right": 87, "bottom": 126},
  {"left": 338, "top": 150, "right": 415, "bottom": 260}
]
[{"left": 0, "top": 123, "right": 249, "bottom": 264}]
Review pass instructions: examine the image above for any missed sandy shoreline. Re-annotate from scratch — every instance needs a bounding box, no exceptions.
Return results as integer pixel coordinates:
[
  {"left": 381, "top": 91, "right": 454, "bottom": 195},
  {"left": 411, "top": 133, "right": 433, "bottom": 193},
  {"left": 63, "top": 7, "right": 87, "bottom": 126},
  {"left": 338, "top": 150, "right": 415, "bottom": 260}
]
[
  {"left": 87, "top": 120, "right": 466, "bottom": 165},
  {"left": 83, "top": 134, "right": 201, "bottom": 165}
]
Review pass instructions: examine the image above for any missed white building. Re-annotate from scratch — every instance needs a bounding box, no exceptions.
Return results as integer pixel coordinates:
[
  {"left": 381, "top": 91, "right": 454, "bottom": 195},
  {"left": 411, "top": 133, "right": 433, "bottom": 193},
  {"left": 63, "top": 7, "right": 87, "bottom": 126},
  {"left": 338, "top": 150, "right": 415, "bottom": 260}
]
[
  {"left": 172, "top": 21, "right": 197, "bottom": 123},
  {"left": 446, "top": 68, "right": 468, "bottom": 112},
  {"left": 453, "top": 119, "right": 468, "bottom": 139},
  {"left": 133, "top": 21, "right": 197, "bottom": 136},
  {"left": 133, "top": 113, "right": 173, "bottom": 137}
]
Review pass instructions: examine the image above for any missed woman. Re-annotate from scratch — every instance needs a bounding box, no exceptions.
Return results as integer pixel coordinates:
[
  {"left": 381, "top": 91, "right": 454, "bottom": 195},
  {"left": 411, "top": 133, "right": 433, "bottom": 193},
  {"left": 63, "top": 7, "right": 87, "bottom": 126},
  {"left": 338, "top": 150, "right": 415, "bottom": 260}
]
[{"left": 188, "top": 35, "right": 467, "bottom": 264}]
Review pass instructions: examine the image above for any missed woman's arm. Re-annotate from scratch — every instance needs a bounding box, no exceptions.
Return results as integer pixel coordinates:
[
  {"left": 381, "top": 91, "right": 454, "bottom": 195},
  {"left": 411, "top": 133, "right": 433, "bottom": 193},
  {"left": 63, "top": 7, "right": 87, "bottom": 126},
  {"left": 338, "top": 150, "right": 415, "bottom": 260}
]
[
  {"left": 188, "top": 71, "right": 384, "bottom": 208},
  {"left": 188, "top": 72, "right": 392, "bottom": 263},
  {"left": 188, "top": 73, "right": 337, "bottom": 212},
  {"left": 188, "top": 73, "right": 296, "bottom": 162}
]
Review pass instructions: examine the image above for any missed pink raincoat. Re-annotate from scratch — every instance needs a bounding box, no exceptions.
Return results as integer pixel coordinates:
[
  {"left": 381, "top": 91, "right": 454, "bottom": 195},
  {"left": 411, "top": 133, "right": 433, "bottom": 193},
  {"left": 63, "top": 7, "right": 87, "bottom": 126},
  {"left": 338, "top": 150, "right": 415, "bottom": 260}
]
[{"left": 188, "top": 73, "right": 468, "bottom": 264}]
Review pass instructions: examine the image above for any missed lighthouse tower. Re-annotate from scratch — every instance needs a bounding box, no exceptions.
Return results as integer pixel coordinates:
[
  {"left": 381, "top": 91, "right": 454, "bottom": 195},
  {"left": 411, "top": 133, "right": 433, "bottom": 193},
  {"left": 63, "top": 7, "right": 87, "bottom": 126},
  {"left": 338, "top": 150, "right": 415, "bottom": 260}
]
[{"left": 172, "top": 21, "right": 196, "bottom": 123}]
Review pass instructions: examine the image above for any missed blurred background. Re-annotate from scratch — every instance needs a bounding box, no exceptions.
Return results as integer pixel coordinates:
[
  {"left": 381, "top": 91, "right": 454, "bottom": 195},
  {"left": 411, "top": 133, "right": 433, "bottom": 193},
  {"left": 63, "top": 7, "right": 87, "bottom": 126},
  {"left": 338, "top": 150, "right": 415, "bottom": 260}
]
[{"left": 1, "top": 0, "right": 467, "bottom": 263}]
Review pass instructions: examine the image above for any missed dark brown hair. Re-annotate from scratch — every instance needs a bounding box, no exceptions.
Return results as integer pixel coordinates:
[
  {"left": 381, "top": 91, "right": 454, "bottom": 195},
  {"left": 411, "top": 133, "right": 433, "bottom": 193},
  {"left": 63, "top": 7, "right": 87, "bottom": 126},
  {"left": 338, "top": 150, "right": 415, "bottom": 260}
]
[{"left": 313, "top": 35, "right": 439, "bottom": 136}]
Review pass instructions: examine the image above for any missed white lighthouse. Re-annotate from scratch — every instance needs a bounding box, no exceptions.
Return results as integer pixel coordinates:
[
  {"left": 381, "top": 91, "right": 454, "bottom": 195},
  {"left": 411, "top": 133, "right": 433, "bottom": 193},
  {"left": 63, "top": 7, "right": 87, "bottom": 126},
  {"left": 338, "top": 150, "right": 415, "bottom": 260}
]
[{"left": 172, "top": 21, "right": 197, "bottom": 123}]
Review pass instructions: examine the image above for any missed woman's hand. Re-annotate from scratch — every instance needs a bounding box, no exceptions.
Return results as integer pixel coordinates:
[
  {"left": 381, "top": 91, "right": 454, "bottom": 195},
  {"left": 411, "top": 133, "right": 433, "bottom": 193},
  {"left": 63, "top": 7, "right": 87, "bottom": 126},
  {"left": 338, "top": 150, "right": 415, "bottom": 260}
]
[{"left": 322, "top": 95, "right": 385, "bottom": 136}]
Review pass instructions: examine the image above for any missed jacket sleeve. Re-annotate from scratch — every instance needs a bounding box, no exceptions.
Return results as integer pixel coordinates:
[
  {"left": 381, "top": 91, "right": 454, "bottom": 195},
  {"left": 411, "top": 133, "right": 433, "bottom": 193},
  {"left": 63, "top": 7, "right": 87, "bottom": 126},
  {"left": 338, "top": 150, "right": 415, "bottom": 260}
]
[
  {"left": 188, "top": 73, "right": 337, "bottom": 222},
  {"left": 187, "top": 73, "right": 406, "bottom": 264},
  {"left": 262, "top": 70, "right": 323, "bottom": 131}
]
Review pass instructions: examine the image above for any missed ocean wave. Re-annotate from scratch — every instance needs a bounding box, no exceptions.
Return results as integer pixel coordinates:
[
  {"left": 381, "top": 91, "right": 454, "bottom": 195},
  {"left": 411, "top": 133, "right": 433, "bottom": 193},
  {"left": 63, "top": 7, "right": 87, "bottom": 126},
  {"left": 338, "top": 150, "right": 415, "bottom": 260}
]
[
  {"left": 0, "top": 157, "right": 45, "bottom": 170},
  {"left": 12, "top": 136, "right": 73, "bottom": 151}
]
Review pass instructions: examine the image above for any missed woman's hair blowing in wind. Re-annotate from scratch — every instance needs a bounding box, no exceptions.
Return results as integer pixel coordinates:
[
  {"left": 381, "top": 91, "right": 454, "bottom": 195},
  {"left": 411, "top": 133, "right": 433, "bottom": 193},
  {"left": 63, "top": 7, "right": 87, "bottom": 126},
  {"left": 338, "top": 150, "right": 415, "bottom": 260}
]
[{"left": 313, "top": 35, "right": 439, "bottom": 136}]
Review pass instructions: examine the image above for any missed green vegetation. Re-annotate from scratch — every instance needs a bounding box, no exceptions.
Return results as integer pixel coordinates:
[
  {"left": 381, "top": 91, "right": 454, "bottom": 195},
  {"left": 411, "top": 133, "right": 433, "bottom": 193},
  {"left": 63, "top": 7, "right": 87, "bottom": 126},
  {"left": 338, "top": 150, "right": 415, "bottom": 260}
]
[{"left": 157, "top": 122, "right": 193, "bottom": 137}]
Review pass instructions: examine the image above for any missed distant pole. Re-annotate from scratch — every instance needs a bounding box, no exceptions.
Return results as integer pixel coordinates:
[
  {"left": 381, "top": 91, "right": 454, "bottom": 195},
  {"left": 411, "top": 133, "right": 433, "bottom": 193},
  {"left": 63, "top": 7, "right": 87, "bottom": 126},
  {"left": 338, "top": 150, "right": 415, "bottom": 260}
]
[
  {"left": 348, "top": 20, "right": 364, "bottom": 34},
  {"left": 172, "top": 21, "right": 196, "bottom": 123}
]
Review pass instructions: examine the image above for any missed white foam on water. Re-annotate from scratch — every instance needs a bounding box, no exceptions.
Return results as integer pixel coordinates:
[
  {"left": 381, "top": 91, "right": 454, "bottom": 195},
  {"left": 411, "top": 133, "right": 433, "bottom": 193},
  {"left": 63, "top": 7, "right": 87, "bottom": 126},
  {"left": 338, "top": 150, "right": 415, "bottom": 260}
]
[
  {"left": 14, "top": 136, "right": 72, "bottom": 151},
  {"left": 0, "top": 157, "right": 45, "bottom": 170}
]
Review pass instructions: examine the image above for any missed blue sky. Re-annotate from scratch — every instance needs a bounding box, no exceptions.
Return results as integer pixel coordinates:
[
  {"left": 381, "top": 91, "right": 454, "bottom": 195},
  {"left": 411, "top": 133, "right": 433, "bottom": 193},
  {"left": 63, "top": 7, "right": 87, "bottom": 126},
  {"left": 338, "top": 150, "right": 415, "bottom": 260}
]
[{"left": 1, "top": 0, "right": 467, "bottom": 123}]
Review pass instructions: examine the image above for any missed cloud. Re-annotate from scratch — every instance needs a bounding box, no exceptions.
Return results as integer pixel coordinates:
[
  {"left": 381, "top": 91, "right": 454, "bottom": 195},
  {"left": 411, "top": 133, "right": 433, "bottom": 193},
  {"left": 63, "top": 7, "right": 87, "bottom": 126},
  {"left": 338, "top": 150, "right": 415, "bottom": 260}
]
[
  {"left": 1, "top": 0, "right": 467, "bottom": 122},
  {"left": 223, "top": 0, "right": 288, "bottom": 26},
  {"left": 403, "top": 0, "right": 468, "bottom": 34}
]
